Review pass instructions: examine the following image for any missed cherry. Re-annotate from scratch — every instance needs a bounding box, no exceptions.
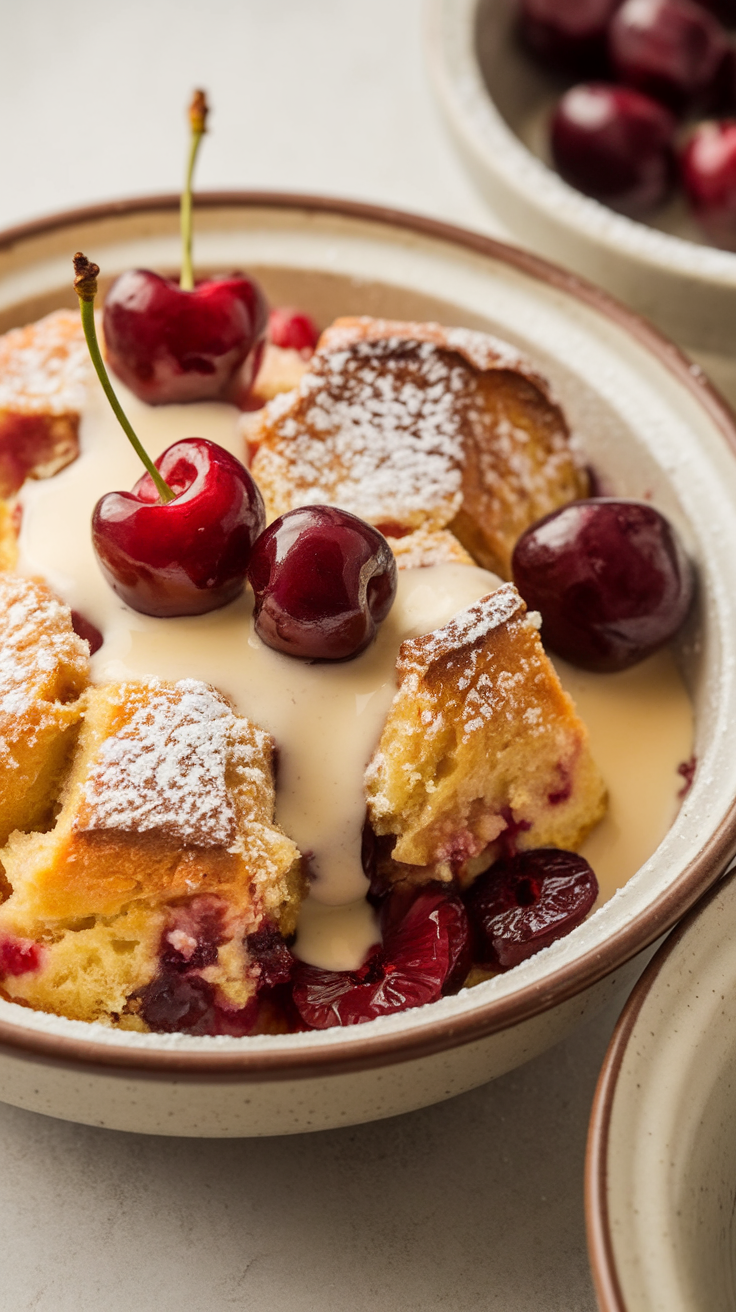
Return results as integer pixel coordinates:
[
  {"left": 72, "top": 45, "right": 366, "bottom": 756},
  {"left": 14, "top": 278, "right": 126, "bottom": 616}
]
[
  {"left": 292, "top": 884, "right": 470, "bottom": 1029},
  {"left": 463, "top": 849, "right": 598, "bottom": 970},
  {"left": 681, "top": 119, "right": 736, "bottom": 246},
  {"left": 0, "top": 935, "right": 44, "bottom": 977},
  {"left": 104, "top": 270, "right": 267, "bottom": 407},
  {"left": 519, "top": 0, "right": 623, "bottom": 74},
  {"left": 92, "top": 437, "right": 265, "bottom": 617},
  {"left": 551, "top": 83, "right": 676, "bottom": 213},
  {"left": 136, "top": 970, "right": 258, "bottom": 1036},
  {"left": 511, "top": 498, "right": 694, "bottom": 672},
  {"left": 247, "top": 506, "right": 398, "bottom": 661},
  {"left": 74, "top": 254, "right": 265, "bottom": 618},
  {"left": 268, "top": 306, "right": 320, "bottom": 355},
  {"left": 102, "top": 91, "right": 267, "bottom": 406},
  {"left": 608, "top": 0, "right": 731, "bottom": 114},
  {"left": 245, "top": 922, "right": 295, "bottom": 989}
]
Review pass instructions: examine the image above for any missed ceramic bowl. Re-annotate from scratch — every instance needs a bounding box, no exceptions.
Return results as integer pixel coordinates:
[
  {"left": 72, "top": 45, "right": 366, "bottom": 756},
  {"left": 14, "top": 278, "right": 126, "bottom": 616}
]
[
  {"left": 587, "top": 863, "right": 736, "bottom": 1311},
  {"left": 425, "top": 0, "right": 736, "bottom": 395},
  {"left": 0, "top": 193, "right": 735, "bottom": 1138}
]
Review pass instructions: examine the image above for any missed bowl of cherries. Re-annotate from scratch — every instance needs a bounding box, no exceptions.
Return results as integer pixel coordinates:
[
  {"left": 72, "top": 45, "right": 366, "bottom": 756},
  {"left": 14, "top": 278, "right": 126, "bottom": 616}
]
[{"left": 426, "top": 0, "right": 736, "bottom": 384}]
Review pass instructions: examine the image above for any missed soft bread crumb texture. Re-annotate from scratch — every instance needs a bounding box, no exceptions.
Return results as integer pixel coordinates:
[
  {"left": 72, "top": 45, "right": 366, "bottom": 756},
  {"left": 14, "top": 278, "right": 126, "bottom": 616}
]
[
  {"left": 0, "top": 678, "right": 304, "bottom": 1025},
  {"left": 0, "top": 573, "right": 89, "bottom": 846},
  {"left": 248, "top": 317, "right": 588, "bottom": 577},
  {"left": 365, "top": 583, "right": 607, "bottom": 874},
  {"left": 0, "top": 310, "right": 91, "bottom": 496}
]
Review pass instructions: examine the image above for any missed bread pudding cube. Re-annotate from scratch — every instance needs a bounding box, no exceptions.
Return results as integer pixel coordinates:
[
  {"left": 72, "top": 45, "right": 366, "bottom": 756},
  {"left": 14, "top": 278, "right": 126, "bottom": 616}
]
[
  {"left": 365, "top": 583, "right": 606, "bottom": 882},
  {"left": 0, "top": 678, "right": 304, "bottom": 1028}
]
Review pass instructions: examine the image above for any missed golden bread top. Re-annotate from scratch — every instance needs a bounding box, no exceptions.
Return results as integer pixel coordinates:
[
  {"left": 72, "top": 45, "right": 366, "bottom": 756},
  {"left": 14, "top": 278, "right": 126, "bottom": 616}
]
[
  {"left": 248, "top": 317, "right": 587, "bottom": 575},
  {"left": 0, "top": 310, "right": 90, "bottom": 417}
]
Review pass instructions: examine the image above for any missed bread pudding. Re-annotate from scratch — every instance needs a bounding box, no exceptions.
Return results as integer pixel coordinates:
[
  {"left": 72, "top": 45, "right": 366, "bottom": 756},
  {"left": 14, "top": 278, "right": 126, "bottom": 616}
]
[{"left": 0, "top": 300, "right": 690, "bottom": 1036}]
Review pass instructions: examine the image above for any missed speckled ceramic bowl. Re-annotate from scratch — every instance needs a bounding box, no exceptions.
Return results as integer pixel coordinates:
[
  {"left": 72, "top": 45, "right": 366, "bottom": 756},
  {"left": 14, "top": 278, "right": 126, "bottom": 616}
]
[
  {"left": 587, "top": 863, "right": 736, "bottom": 1311},
  {"left": 1, "top": 194, "right": 736, "bottom": 1137},
  {"left": 425, "top": 0, "right": 736, "bottom": 399}
]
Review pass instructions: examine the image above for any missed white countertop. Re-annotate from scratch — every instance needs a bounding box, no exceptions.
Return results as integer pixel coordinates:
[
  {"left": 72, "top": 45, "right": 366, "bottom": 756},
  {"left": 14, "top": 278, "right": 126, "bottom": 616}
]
[{"left": 0, "top": 3, "right": 630, "bottom": 1307}]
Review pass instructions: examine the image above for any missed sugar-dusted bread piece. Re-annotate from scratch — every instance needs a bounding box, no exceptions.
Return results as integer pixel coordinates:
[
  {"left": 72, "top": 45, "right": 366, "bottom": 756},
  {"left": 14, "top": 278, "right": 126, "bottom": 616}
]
[
  {"left": 0, "top": 310, "right": 90, "bottom": 496},
  {"left": 365, "top": 583, "right": 606, "bottom": 880},
  {"left": 248, "top": 317, "right": 588, "bottom": 577},
  {"left": 0, "top": 678, "right": 303, "bottom": 1027},
  {"left": 386, "top": 526, "right": 474, "bottom": 571},
  {"left": 0, "top": 573, "right": 89, "bottom": 846}
]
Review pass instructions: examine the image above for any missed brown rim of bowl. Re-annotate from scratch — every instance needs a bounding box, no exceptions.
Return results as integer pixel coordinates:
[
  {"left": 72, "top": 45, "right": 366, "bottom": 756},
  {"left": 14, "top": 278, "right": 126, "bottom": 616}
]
[
  {"left": 0, "top": 190, "right": 735, "bottom": 1080},
  {"left": 585, "top": 862, "right": 736, "bottom": 1312}
]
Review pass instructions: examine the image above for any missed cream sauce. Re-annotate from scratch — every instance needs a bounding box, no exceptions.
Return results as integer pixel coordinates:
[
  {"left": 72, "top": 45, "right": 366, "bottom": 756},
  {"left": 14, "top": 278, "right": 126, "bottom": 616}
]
[{"left": 17, "top": 380, "right": 693, "bottom": 969}]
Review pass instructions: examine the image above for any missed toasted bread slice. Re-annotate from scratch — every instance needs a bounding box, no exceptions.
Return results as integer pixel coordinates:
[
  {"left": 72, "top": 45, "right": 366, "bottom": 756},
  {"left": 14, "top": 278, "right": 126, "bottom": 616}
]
[
  {"left": 365, "top": 583, "right": 606, "bottom": 881},
  {"left": 248, "top": 317, "right": 588, "bottom": 577}
]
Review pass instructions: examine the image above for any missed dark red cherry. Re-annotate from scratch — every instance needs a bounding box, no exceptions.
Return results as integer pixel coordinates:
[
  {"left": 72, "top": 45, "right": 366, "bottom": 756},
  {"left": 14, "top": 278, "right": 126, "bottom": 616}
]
[
  {"left": 92, "top": 437, "right": 265, "bottom": 617},
  {"left": 681, "top": 119, "right": 736, "bottom": 245},
  {"left": 247, "top": 505, "right": 398, "bottom": 661},
  {"left": 519, "top": 0, "right": 623, "bottom": 74},
  {"left": 103, "top": 269, "right": 268, "bottom": 406},
  {"left": 609, "top": 0, "right": 731, "bottom": 113},
  {"left": 268, "top": 306, "right": 319, "bottom": 354},
  {"left": 246, "top": 923, "right": 295, "bottom": 989},
  {"left": 292, "top": 884, "right": 470, "bottom": 1029},
  {"left": 463, "top": 849, "right": 598, "bottom": 970},
  {"left": 512, "top": 498, "right": 694, "bottom": 672},
  {"left": 551, "top": 83, "right": 676, "bottom": 213}
]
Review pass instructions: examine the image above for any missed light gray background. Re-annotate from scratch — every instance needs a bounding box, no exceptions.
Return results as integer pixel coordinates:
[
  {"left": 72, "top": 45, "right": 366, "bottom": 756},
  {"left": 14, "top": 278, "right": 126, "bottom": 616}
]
[{"left": 0, "top": 3, "right": 621, "bottom": 1307}]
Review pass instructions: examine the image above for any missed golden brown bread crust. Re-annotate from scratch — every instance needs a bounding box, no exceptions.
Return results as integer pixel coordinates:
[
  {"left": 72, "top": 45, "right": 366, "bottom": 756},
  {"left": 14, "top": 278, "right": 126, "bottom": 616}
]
[
  {"left": 0, "top": 573, "right": 89, "bottom": 846},
  {"left": 0, "top": 311, "right": 90, "bottom": 496},
  {"left": 248, "top": 317, "right": 588, "bottom": 577},
  {"left": 0, "top": 678, "right": 304, "bottom": 1025},
  {"left": 365, "top": 583, "right": 607, "bottom": 880}
]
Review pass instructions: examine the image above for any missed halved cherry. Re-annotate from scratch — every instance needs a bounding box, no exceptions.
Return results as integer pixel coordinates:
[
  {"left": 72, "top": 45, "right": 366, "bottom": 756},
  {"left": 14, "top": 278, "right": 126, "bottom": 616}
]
[{"left": 292, "top": 884, "right": 470, "bottom": 1028}]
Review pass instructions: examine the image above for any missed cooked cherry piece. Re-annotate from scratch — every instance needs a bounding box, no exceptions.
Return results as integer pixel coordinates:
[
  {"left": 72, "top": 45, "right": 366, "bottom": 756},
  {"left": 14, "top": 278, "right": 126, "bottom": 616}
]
[
  {"left": 268, "top": 306, "right": 320, "bottom": 354},
  {"left": 246, "top": 923, "right": 295, "bottom": 989},
  {"left": 609, "top": 0, "right": 731, "bottom": 113},
  {"left": 92, "top": 437, "right": 266, "bottom": 617},
  {"left": 137, "top": 971, "right": 258, "bottom": 1036},
  {"left": 551, "top": 83, "right": 676, "bottom": 213},
  {"left": 681, "top": 119, "right": 736, "bottom": 245},
  {"left": 519, "top": 0, "right": 623, "bottom": 74},
  {"left": 248, "top": 505, "right": 398, "bottom": 661},
  {"left": 103, "top": 269, "right": 268, "bottom": 406},
  {"left": 513, "top": 499, "right": 693, "bottom": 671},
  {"left": 0, "top": 935, "right": 43, "bottom": 977},
  {"left": 464, "top": 849, "right": 598, "bottom": 970},
  {"left": 70, "top": 609, "right": 104, "bottom": 655},
  {"left": 292, "top": 884, "right": 470, "bottom": 1029}
]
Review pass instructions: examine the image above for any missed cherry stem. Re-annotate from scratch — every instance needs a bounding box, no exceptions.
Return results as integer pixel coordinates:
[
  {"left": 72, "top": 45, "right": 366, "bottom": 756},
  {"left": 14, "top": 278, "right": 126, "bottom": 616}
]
[
  {"left": 72, "top": 253, "right": 175, "bottom": 504},
  {"left": 180, "top": 90, "right": 208, "bottom": 293}
]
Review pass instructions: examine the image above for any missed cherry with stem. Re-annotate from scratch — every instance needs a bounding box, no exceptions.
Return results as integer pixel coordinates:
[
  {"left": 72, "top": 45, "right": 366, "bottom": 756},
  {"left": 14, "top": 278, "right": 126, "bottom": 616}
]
[{"left": 74, "top": 252, "right": 266, "bottom": 618}]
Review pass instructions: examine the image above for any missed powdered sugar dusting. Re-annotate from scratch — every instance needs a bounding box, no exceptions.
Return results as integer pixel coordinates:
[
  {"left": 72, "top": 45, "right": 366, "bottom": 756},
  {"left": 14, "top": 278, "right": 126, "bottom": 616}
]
[
  {"left": 255, "top": 335, "right": 469, "bottom": 526},
  {"left": 80, "top": 679, "right": 272, "bottom": 849},
  {"left": 0, "top": 311, "right": 91, "bottom": 415}
]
